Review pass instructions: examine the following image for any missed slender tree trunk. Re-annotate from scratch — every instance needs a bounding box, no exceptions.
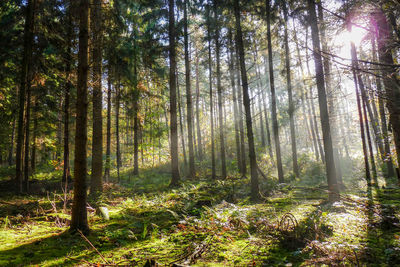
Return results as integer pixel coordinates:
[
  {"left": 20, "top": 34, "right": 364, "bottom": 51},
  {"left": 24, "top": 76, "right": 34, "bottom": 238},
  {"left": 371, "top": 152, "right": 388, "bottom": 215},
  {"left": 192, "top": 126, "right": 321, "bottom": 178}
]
[
  {"left": 236, "top": 53, "right": 247, "bottom": 175},
  {"left": 350, "top": 42, "right": 376, "bottom": 183},
  {"left": 282, "top": 2, "right": 299, "bottom": 177},
  {"left": 234, "top": 0, "right": 259, "bottom": 200},
  {"left": 306, "top": 90, "right": 320, "bottom": 161},
  {"left": 262, "top": 56, "right": 273, "bottom": 160},
  {"left": 195, "top": 43, "right": 203, "bottom": 160},
  {"left": 214, "top": 0, "right": 227, "bottom": 179},
  {"left": 317, "top": 1, "right": 342, "bottom": 184},
  {"left": 8, "top": 116, "right": 16, "bottom": 166},
  {"left": 70, "top": 0, "right": 90, "bottom": 233},
  {"left": 90, "top": 0, "right": 103, "bottom": 195},
  {"left": 133, "top": 40, "right": 139, "bottom": 176},
  {"left": 184, "top": 0, "right": 195, "bottom": 178},
  {"left": 266, "top": 0, "right": 284, "bottom": 182},
  {"left": 371, "top": 10, "right": 400, "bottom": 176},
  {"left": 371, "top": 27, "right": 395, "bottom": 178},
  {"left": 352, "top": 65, "right": 371, "bottom": 183},
  {"left": 116, "top": 78, "right": 121, "bottom": 183},
  {"left": 177, "top": 73, "right": 187, "bottom": 169},
  {"left": 63, "top": 9, "right": 72, "bottom": 183},
  {"left": 207, "top": 5, "right": 216, "bottom": 180},
  {"left": 16, "top": 0, "right": 36, "bottom": 193},
  {"left": 104, "top": 67, "right": 111, "bottom": 182},
  {"left": 31, "top": 99, "right": 37, "bottom": 174},
  {"left": 169, "top": 0, "right": 180, "bottom": 185},
  {"left": 307, "top": 0, "right": 339, "bottom": 200},
  {"left": 23, "top": 83, "right": 32, "bottom": 192},
  {"left": 228, "top": 30, "right": 242, "bottom": 174},
  {"left": 253, "top": 41, "right": 266, "bottom": 147}
]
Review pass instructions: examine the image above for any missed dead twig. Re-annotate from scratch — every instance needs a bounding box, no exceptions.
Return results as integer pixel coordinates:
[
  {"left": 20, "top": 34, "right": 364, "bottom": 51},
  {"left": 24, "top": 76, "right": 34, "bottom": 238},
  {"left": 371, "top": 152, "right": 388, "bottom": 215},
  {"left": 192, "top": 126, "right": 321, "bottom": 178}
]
[{"left": 78, "top": 229, "right": 110, "bottom": 265}]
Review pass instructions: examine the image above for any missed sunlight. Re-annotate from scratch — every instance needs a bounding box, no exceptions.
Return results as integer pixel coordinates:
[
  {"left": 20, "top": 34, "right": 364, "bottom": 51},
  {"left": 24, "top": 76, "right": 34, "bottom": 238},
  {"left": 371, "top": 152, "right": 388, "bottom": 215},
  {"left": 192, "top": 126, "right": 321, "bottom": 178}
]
[{"left": 336, "top": 25, "right": 367, "bottom": 47}]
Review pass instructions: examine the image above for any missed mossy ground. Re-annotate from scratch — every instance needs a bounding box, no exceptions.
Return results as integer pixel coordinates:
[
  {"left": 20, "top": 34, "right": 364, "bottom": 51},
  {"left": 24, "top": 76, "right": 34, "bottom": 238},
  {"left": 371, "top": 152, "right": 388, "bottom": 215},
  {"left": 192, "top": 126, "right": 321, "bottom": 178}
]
[{"left": 0, "top": 162, "right": 399, "bottom": 266}]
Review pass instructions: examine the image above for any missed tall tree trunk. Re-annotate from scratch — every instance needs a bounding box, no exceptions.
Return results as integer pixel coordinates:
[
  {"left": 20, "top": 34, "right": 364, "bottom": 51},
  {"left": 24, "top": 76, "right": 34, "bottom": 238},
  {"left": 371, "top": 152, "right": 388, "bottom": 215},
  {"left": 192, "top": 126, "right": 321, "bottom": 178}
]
[
  {"left": 236, "top": 53, "right": 247, "bottom": 175},
  {"left": 133, "top": 39, "right": 139, "bottom": 176},
  {"left": 8, "top": 116, "right": 16, "bottom": 166},
  {"left": 63, "top": 8, "right": 72, "bottom": 183},
  {"left": 234, "top": 0, "right": 259, "bottom": 200},
  {"left": 214, "top": 0, "right": 227, "bottom": 179},
  {"left": 317, "top": 1, "right": 342, "bottom": 184},
  {"left": 371, "top": 25, "right": 396, "bottom": 178},
  {"left": 31, "top": 99, "right": 37, "bottom": 174},
  {"left": 169, "top": 0, "right": 180, "bottom": 185},
  {"left": 16, "top": 0, "right": 36, "bottom": 193},
  {"left": 116, "top": 78, "right": 121, "bottom": 183},
  {"left": 90, "top": 0, "right": 103, "bottom": 195},
  {"left": 352, "top": 64, "right": 371, "bottom": 183},
  {"left": 350, "top": 42, "right": 376, "bottom": 183},
  {"left": 293, "top": 21, "right": 314, "bottom": 156},
  {"left": 228, "top": 30, "right": 242, "bottom": 174},
  {"left": 262, "top": 56, "right": 273, "bottom": 160},
  {"left": 184, "top": 0, "right": 195, "bottom": 178},
  {"left": 305, "top": 30, "right": 325, "bottom": 162},
  {"left": 104, "top": 67, "right": 111, "bottom": 182},
  {"left": 371, "top": 10, "right": 400, "bottom": 176},
  {"left": 282, "top": 2, "right": 299, "bottom": 177},
  {"left": 177, "top": 73, "right": 188, "bottom": 169},
  {"left": 307, "top": 0, "right": 339, "bottom": 200},
  {"left": 266, "top": 0, "right": 284, "bottom": 182},
  {"left": 195, "top": 43, "right": 203, "bottom": 160},
  {"left": 23, "top": 83, "right": 32, "bottom": 192},
  {"left": 253, "top": 41, "right": 266, "bottom": 147},
  {"left": 70, "top": 0, "right": 90, "bottom": 233},
  {"left": 207, "top": 4, "right": 216, "bottom": 180}
]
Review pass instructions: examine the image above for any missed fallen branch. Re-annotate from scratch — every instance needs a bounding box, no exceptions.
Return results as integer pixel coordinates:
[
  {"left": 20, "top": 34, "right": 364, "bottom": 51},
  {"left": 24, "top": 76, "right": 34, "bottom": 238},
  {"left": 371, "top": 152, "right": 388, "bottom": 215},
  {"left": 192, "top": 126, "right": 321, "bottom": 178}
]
[{"left": 78, "top": 230, "right": 110, "bottom": 265}]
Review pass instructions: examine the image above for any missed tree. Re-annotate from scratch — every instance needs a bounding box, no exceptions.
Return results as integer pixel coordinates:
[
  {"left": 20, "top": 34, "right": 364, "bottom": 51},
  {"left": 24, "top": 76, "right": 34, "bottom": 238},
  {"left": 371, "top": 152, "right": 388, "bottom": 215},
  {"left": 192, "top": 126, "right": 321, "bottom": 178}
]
[
  {"left": 282, "top": 1, "right": 299, "bottom": 177},
  {"left": 16, "top": 0, "right": 36, "bottom": 193},
  {"left": 214, "top": 0, "right": 227, "bottom": 179},
  {"left": 184, "top": 0, "right": 195, "bottom": 178},
  {"left": 307, "top": 0, "right": 339, "bottom": 200},
  {"left": 234, "top": 0, "right": 259, "bottom": 201},
  {"left": 70, "top": 0, "right": 90, "bottom": 233},
  {"left": 371, "top": 9, "right": 400, "bottom": 176},
  {"left": 169, "top": 0, "right": 180, "bottom": 186},
  {"left": 90, "top": 0, "right": 103, "bottom": 195},
  {"left": 266, "top": 0, "right": 284, "bottom": 183}
]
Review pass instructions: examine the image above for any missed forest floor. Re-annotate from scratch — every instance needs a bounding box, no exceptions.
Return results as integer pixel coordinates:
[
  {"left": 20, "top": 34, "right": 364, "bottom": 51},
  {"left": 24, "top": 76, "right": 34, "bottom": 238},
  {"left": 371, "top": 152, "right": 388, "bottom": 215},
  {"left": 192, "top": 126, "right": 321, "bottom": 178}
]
[{"left": 0, "top": 163, "right": 400, "bottom": 266}]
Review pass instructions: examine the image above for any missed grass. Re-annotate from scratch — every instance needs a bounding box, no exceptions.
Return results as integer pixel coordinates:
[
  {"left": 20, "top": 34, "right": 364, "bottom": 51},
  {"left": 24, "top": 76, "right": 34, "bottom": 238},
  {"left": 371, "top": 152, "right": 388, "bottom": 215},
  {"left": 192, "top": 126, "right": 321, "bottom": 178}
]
[{"left": 0, "top": 161, "right": 399, "bottom": 266}]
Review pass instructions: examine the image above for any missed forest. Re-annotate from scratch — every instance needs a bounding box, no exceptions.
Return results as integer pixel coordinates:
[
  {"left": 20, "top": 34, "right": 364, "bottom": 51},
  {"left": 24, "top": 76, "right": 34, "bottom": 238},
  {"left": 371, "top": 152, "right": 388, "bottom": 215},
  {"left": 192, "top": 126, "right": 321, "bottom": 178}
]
[{"left": 0, "top": 0, "right": 399, "bottom": 265}]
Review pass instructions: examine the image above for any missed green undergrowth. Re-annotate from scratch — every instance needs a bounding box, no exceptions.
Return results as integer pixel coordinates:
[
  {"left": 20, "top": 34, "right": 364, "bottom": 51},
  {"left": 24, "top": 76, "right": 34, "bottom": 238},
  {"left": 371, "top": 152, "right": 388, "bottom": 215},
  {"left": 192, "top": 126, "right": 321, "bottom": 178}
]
[{"left": 0, "top": 164, "right": 399, "bottom": 266}]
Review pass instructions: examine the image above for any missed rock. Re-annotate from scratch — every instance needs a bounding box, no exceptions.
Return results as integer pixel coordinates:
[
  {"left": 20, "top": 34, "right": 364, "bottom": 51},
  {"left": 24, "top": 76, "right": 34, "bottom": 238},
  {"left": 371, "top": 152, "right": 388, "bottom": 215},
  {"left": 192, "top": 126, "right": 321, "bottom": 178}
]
[{"left": 99, "top": 207, "right": 110, "bottom": 220}]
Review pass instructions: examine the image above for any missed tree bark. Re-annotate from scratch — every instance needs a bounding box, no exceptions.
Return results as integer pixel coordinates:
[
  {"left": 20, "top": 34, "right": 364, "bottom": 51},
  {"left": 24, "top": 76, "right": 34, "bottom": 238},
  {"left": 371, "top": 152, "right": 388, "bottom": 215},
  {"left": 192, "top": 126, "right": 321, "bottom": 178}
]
[
  {"left": 266, "top": 0, "right": 284, "bottom": 182},
  {"left": 70, "top": 0, "right": 90, "bottom": 233},
  {"left": 104, "top": 67, "right": 111, "bottom": 182},
  {"left": 228, "top": 30, "right": 242, "bottom": 174},
  {"left": 16, "top": 0, "right": 36, "bottom": 193},
  {"left": 195, "top": 42, "right": 203, "bottom": 160},
  {"left": 169, "top": 0, "right": 180, "bottom": 185},
  {"left": 234, "top": 0, "right": 259, "bottom": 200},
  {"left": 371, "top": 9, "right": 400, "bottom": 176},
  {"left": 371, "top": 21, "right": 396, "bottom": 178},
  {"left": 184, "top": 0, "right": 195, "bottom": 178},
  {"left": 282, "top": 2, "right": 299, "bottom": 177},
  {"left": 307, "top": 0, "right": 339, "bottom": 200},
  {"left": 214, "top": 0, "right": 227, "bottom": 179},
  {"left": 206, "top": 4, "right": 216, "bottom": 180},
  {"left": 90, "top": 0, "right": 103, "bottom": 195},
  {"left": 116, "top": 78, "right": 121, "bottom": 183},
  {"left": 63, "top": 7, "right": 73, "bottom": 183}
]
